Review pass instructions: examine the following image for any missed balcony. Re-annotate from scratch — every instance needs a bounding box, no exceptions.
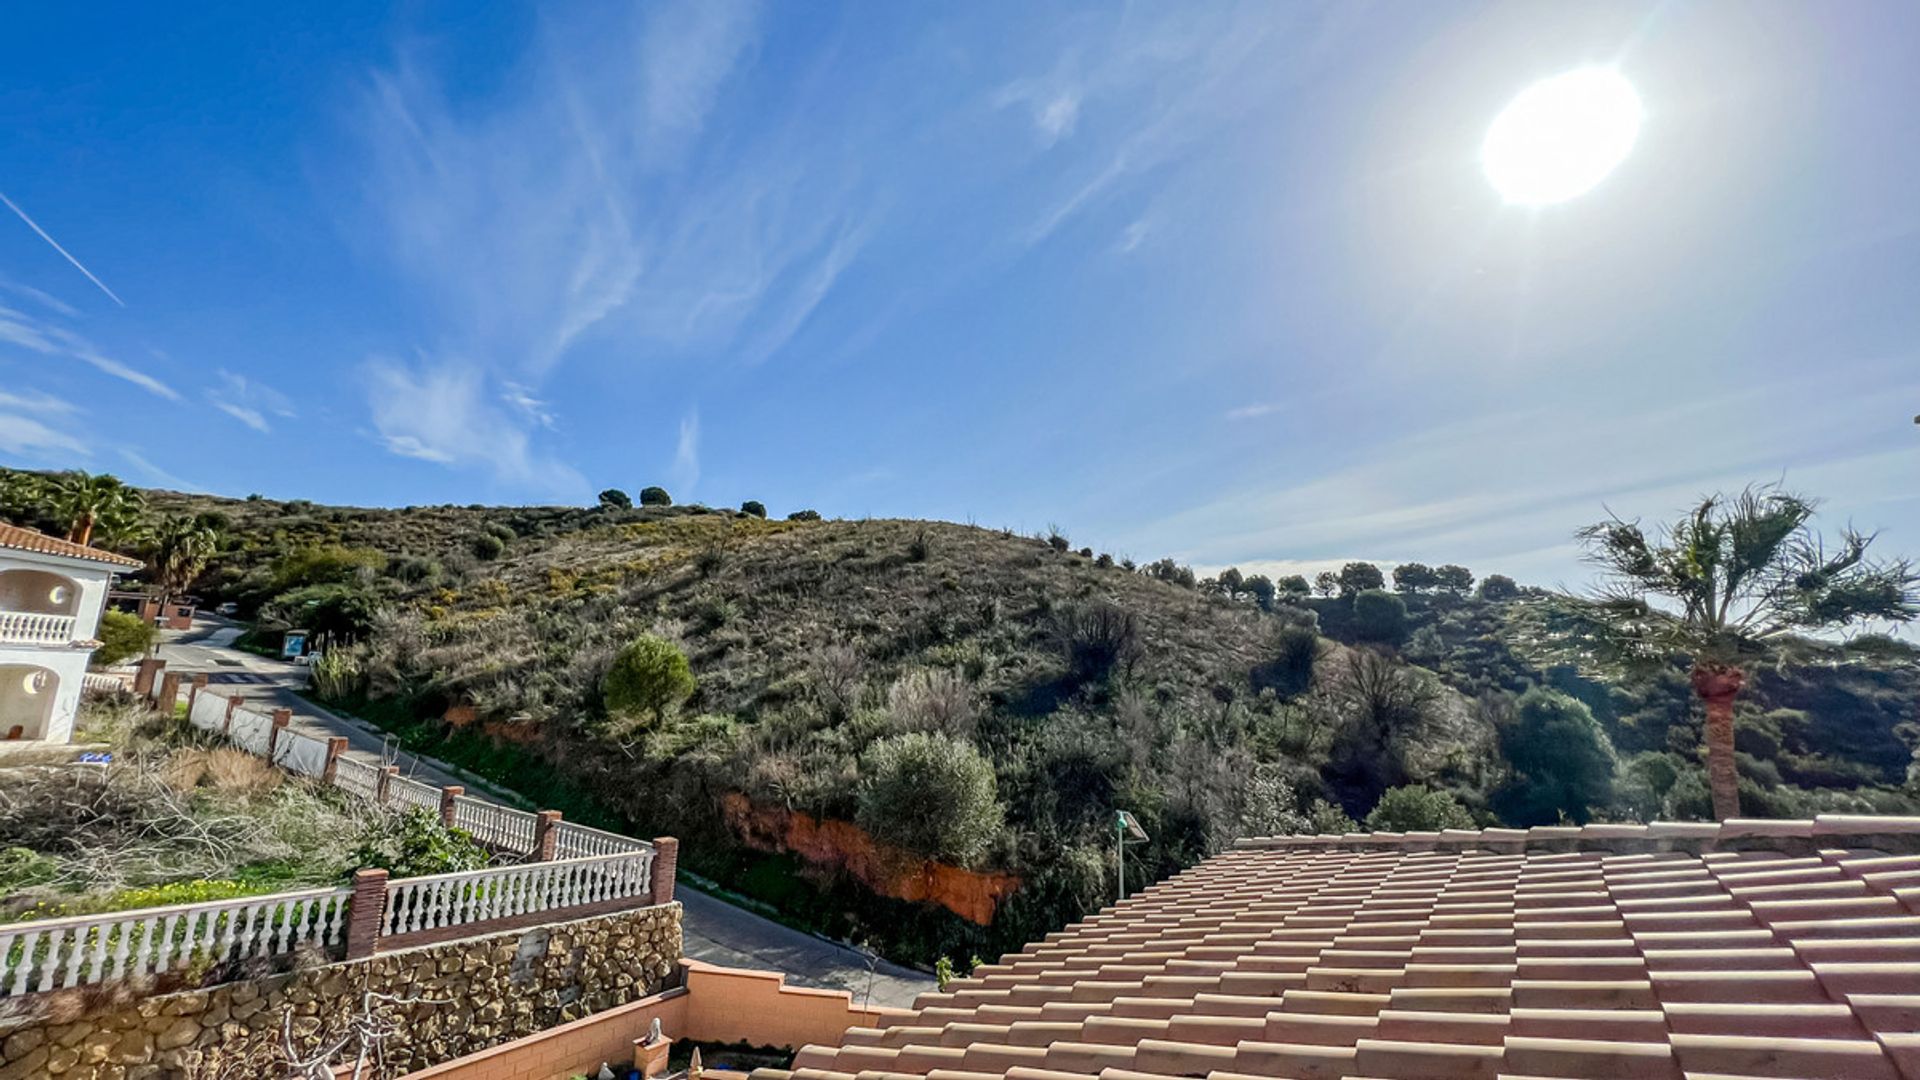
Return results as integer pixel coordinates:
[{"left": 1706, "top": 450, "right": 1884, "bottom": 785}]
[{"left": 0, "top": 611, "right": 78, "bottom": 646}]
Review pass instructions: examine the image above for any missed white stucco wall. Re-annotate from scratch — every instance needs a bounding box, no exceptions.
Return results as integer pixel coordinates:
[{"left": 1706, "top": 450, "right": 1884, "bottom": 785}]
[{"left": 0, "top": 548, "right": 122, "bottom": 742}]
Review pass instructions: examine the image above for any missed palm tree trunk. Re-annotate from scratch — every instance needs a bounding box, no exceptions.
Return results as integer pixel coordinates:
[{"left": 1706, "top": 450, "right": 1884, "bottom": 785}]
[{"left": 1690, "top": 663, "right": 1747, "bottom": 820}]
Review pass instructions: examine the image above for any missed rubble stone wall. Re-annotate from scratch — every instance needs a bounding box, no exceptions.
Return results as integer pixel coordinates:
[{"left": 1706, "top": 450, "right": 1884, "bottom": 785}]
[{"left": 0, "top": 902, "right": 682, "bottom": 1080}]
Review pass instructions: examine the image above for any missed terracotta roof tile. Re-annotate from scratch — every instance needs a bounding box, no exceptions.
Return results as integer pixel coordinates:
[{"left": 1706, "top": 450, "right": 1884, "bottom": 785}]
[
  {"left": 781, "top": 818, "right": 1920, "bottom": 1080},
  {"left": 0, "top": 522, "right": 142, "bottom": 568}
]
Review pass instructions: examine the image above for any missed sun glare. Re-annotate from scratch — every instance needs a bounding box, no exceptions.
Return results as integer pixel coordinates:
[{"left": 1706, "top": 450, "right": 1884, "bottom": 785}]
[{"left": 1482, "top": 67, "right": 1642, "bottom": 206}]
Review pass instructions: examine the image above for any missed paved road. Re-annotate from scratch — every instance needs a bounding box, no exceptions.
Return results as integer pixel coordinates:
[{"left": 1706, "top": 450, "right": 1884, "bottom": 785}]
[{"left": 150, "top": 621, "right": 936, "bottom": 1009}]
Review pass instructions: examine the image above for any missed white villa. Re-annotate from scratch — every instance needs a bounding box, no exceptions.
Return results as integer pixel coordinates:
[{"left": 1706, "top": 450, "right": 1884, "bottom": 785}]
[{"left": 0, "top": 522, "right": 140, "bottom": 743}]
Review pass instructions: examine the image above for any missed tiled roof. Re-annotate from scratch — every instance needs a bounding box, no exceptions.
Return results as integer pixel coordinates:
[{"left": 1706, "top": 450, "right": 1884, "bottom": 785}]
[
  {"left": 760, "top": 817, "right": 1920, "bottom": 1080},
  {"left": 0, "top": 522, "right": 143, "bottom": 568}
]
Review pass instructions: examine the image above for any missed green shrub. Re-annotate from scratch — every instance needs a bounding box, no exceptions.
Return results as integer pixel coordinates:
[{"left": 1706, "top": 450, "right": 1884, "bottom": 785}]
[
  {"left": 639, "top": 486, "right": 672, "bottom": 507},
  {"left": 1057, "top": 601, "right": 1141, "bottom": 684},
  {"left": 259, "top": 583, "right": 383, "bottom": 640},
  {"left": 787, "top": 509, "right": 821, "bottom": 522},
  {"left": 392, "top": 555, "right": 441, "bottom": 584},
  {"left": 1252, "top": 625, "right": 1320, "bottom": 696},
  {"left": 95, "top": 609, "right": 155, "bottom": 666},
  {"left": 1363, "top": 785, "right": 1474, "bottom": 832},
  {"left": 740, "top": 500, "right": 766, "bottom": 518},
  {"left": 603, "top": 635, "right": 696, "bottom": 725},
  {"left": 471, "top": 533, "right": 506, "bottom": 560},
  {"left": 857, "top": 732, "right": 1003, "bottom": 864},
  {"left": 1352, "top": 589, "right": 1409, "bottom": 643},
  {"left": 1494, "top": 688, "right": 1616, "bottom": 825},
  {"left": 599, "top": 489, "right": 632, "bottom": 509},
  {"left": 349, "top": 808, "right": 489, "bottom": 878}
]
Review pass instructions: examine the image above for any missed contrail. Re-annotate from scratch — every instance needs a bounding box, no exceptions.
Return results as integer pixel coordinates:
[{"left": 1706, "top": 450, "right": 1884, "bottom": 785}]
[{"left": 0, "top": 191, "right": 125, "bottom": 306}]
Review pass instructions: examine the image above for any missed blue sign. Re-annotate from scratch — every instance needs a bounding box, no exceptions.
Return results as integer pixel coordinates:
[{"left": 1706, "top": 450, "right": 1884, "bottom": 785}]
[{"left": 282, "top": 630, "right": 309, "bottom": 659}]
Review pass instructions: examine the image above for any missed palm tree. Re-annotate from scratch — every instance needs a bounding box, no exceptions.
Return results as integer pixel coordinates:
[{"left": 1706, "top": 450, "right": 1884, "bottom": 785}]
[
  {"left": 148, "top": 514, "right": 221, "bottom": 597},
  {"left": 47, "top": 471, "right": 141, "bottom": 547},
  {"left": 1576, "top": 486, "right": 1917, "bottom": 820}
]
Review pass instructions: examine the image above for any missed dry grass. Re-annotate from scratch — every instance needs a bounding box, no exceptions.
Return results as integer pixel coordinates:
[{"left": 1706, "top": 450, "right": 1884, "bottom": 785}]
[{"left": 162, "top": 747, "right": 283, "bottom": 795}]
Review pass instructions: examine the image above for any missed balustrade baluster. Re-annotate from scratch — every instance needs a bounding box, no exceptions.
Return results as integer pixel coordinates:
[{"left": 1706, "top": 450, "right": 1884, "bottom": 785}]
[
  {"left": 60, "top": 926, "right": 89, "bottom": 988},
  {"left": 9, "top": 931, "right": 39, "bottom": 995},
  {"left": 108, "top": 919, "right": 135, "bottom": 980},
  {"left": 35, "top": 933, "right": 67, "bottom": 993}
]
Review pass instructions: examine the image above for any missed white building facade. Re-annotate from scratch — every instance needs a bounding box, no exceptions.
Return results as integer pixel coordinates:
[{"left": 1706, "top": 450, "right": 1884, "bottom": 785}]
[{"left": 0, "top": 524, "right": 140, "bottom": 743}]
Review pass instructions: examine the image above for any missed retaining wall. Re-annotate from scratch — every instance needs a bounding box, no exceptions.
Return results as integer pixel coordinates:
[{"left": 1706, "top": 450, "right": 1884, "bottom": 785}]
[{"left": 0, "top": 903, "right": 681, "bottom": 1080}]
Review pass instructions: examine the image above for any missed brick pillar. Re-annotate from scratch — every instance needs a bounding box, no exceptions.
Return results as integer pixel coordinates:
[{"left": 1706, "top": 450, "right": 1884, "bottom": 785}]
[
  {"left": 133, "top": 658, "right": 164, "bottom": 696},
  {"left": 345, "top": 869, "right": 389, "bottom": 960},
  {"left": 266, "top": 708, "right": 291, "bottom": 759},
  {"left": 156, "top": 672, "right": 182, "bottom": 714},
  {"left": 188, "top": 674, "right": 209, "bottom": 713},
  {"left": 377, "top": 765, "right": 398, "bottom": 805},
  {"left": 321, "top": 737, "right": 349, "bottom": 784},
  {"left": 533, "top": 810, "right": 563, "bottom": 861},
  {"left": 649, "top": 837, "right": 679, "bottom": 905},
  {"left": 440, "top": 785, "right": 464, "bottom": 829},
  {"left": 634, "top": 1034, "right": 672, "bottom": 1078}
]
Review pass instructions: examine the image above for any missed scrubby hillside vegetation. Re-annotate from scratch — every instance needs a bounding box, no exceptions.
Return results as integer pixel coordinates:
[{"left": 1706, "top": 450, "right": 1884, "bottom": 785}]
[{"left": 5, "top": 469, "right": 1918, "bottom": 963}]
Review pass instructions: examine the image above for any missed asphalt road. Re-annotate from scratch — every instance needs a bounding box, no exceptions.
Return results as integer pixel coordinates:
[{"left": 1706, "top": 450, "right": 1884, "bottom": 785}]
[{"left": 150, "top": 620, "right": 936, "bottom": 1009}]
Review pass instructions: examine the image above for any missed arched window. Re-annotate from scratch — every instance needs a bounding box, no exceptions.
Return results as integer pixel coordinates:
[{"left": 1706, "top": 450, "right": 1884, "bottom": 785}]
[
  {"left": 0, "top": 569, "right": 82, "bottom": 616},
  {"left": 0, "top": 663, "right": 58, "bottom": 740}
]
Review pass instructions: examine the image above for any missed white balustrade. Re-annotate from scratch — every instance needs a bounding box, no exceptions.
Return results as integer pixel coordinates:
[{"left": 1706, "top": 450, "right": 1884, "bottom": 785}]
[
  {"left": 331, "top": 756, "right": 381, "bottom": 799},
  {"left": 0, "top": 610, "right": 76, "bottom": 645},
  {"left": 82, "top": 672, "right": 133, "bottom": 695},
  {"left": 0, "top": 887, "right": 352, "bottom": 997},
  {"left": 450, "top": 795, "right": 539, "bottom": 852},
  {"left": 387, "top": 775, "right": 442, "bottom": 815},
  {"left": 552, "top": 821, "right": 651, "bottom": 860},
  {"left": 379, "top": 851, "right": 655, "bottom": 940}
]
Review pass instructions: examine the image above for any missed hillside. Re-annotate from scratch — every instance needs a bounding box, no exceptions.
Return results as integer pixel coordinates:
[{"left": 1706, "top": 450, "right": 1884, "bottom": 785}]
[{"left": 6, "top": 472, "right": 1919, "bottom": 962}]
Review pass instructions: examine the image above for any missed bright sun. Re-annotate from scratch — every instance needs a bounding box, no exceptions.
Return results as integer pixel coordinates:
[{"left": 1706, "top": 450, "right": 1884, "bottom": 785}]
[{"left": 1482, "top": 67, "right": 1642, "bottom": 206}]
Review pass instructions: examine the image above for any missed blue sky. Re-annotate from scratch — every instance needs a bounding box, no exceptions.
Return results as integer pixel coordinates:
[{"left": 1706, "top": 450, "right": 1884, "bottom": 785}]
[{"left": 1, "top": 2, "right": 1917, "bottom": 589}]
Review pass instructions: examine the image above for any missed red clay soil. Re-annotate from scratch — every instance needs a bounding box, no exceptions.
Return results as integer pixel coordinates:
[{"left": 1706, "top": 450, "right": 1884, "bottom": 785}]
[{"left": 721, "top": 793, "right": 1020, "bottom": 924}]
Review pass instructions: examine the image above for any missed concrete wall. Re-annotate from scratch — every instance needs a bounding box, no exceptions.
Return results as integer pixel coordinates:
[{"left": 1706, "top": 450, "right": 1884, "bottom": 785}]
[
  {"left": 399, "top": 959, "right": 912, "bottom": 1080},
  {"left": 0, "top": 903, "right": 682, "bottom": 1080}
]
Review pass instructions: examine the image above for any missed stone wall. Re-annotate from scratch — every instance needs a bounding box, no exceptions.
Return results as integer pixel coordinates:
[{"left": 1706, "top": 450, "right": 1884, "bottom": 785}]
[{"left": 0, "top": 902, "right": 681, "bottom": 1080}]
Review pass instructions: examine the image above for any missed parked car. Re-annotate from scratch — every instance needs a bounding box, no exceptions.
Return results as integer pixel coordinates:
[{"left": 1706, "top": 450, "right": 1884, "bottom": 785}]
[{"left": 215, "top": 601, "right": 239, "bottom": 616}]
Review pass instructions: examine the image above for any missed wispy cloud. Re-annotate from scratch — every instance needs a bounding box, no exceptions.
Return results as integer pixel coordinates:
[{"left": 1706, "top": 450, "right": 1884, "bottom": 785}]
[
  {"left": 1225, "top": 402, "right": 1277, "bottom": 421},
  {"left": 361, "top": 356, "right": 584, "bottom": 495},
  {"left": 0, "top": 388, "right": 87, "bottom": 459},
  {"left": 118, "top": 448, "right": 198, "bottom": 492},
  {"left": 1123, "top": 368, "right": 1920, "bottom": 586},
  {"left": 670, "top": 410, "right": 701, "bottom": 495},
  {"left": 0, "top": 191, "right": 125, "bottom": 307},
  {"left": 341, "top": 0, "right": 878, "bottom": 486},
  {"left": 500, "top": 382, "right": 557, "bottom": 430},
  {"left": 206, "top": 369, "right": 294, "bottom": 433},
  {"left": 0, "top": 304, "right": 176, "bottom": 399},
  {"left": 1012, "top": 8, "right": 1338, "bottom": 247},
  {"left": 995, "top": 77, "right": 1082, "bottom": 147},
  {"left": 1115, "top": 216, "right": 1154, "bottom": 255}
]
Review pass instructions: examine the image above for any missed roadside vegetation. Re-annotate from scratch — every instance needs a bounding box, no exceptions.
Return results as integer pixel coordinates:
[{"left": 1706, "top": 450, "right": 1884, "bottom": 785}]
[{"left": 4, "top": 468, "right": 1917, "bottom": 965}]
